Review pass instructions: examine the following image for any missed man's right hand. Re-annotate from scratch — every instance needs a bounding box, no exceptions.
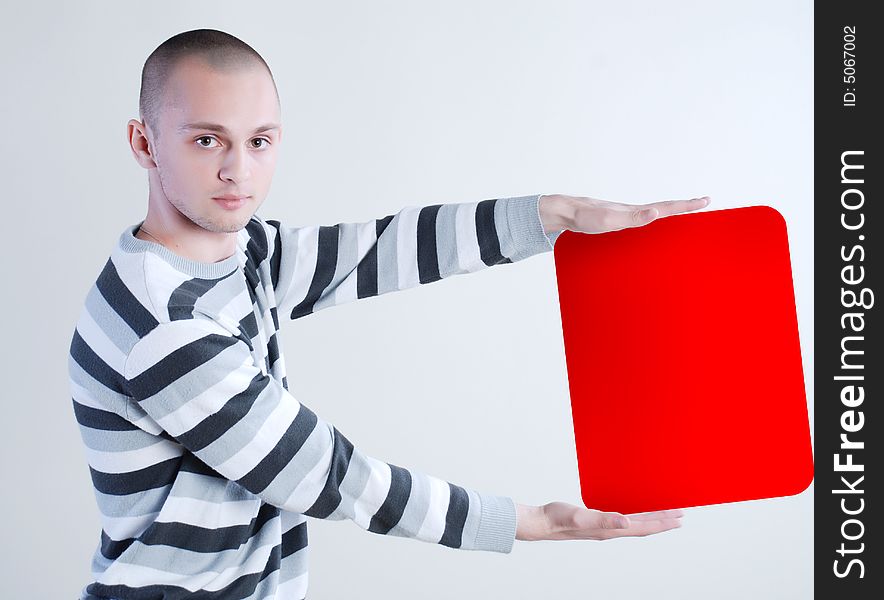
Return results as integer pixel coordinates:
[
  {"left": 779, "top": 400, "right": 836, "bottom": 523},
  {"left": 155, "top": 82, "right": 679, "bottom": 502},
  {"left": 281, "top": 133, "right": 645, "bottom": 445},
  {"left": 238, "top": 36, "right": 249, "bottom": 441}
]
[{"left": 515, "top": 502, "right": 684, "bottom": 542}]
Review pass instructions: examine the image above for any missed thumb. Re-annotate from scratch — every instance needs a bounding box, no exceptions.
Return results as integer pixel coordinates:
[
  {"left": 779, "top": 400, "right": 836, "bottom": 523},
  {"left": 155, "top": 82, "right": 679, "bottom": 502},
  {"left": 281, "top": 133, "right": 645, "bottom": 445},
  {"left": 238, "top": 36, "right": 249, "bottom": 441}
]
[
  {"left": 602, "top": 512, "right": 630, "bottom": 529},
  {"left": 634, "top": 207, "right": 659, "bottom": 224}
]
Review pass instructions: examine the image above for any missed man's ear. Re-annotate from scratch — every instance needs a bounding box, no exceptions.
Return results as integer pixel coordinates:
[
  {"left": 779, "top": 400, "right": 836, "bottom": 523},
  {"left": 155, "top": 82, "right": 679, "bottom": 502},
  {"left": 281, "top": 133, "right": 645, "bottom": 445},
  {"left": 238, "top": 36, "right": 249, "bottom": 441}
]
[{"left": 127, "top": 119, "right": 158, "bottom": 169}]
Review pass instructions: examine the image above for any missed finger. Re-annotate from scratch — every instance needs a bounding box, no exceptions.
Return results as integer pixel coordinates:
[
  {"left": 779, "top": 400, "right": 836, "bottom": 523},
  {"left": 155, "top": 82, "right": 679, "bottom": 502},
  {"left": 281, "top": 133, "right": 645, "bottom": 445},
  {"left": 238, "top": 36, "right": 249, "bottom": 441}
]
[
  {"left": 604, "top": 206, "right": 660, "bottom": 231},
  {"left": 628, "top": 509, "right": 684, "bottom": 519},
  {"left": 643, "top": 196, "right": 710, "bottom": 218},
  {"left": 609, "top": 517, "right": 683, "bottom": 539},
  {"left": 593, "top": 511, "right": 630, "bottom": 530},
  {"left": 618, "top": 196, "right": 709, "bottom": 230},
  {"left": 626, "top": 509, "right": 685, "bottom": 521},
  {"left": 606, "top": 196, "right": 709, "bottom": 211}
]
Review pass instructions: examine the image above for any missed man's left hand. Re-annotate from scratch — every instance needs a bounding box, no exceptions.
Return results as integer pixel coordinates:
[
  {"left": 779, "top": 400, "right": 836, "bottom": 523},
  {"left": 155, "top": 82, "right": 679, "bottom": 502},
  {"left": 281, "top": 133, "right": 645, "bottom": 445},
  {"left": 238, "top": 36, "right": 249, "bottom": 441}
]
[{"left": 539, "top": 194, "right": 711, "bottom": 235}]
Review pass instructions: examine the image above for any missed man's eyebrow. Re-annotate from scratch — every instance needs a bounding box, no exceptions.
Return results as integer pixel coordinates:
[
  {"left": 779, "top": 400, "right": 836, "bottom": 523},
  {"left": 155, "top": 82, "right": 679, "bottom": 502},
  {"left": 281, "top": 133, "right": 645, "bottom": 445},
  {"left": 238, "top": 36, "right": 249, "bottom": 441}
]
[{"left": 177, "top": 122, "right": 281, "bottom": 135}]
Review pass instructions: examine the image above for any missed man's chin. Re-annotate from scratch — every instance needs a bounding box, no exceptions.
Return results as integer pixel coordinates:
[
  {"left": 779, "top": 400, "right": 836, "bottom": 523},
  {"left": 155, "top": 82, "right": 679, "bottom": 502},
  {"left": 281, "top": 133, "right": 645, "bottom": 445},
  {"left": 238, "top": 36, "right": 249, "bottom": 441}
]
[
  {"left": 206, "top": 211, "right": 256, "bottom": 234},
  {"left": 192, "top": 219, "right": 247, "bottom": 234},
  {"left": 216, "top": 220, "right": 250, "bottom": 234}
]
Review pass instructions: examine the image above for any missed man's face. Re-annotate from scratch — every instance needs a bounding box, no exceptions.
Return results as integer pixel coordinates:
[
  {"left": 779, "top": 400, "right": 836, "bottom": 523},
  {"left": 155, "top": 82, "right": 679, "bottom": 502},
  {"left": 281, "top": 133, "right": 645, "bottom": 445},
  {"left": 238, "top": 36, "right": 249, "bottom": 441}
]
[{"left": 146, "top": 57, "right": 282, "bottom": 233}]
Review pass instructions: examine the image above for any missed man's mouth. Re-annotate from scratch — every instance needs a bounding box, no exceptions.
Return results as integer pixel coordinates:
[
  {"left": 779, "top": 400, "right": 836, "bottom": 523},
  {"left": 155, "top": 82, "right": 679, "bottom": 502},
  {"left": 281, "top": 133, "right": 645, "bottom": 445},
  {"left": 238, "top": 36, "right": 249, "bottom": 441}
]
[{"left": 213, "top": 195, "right": 250, "bottom": 210}]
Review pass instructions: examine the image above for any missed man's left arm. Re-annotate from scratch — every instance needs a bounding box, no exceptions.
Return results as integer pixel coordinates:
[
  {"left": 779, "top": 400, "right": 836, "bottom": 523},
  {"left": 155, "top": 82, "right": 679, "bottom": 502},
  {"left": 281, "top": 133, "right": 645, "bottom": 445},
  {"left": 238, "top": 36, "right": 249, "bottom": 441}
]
[
  {"left": 261, "top": 193, "right": 569, "bottom": 321},
  {"left": 259, "top": 191, "right": 709, "bottom": 321}
]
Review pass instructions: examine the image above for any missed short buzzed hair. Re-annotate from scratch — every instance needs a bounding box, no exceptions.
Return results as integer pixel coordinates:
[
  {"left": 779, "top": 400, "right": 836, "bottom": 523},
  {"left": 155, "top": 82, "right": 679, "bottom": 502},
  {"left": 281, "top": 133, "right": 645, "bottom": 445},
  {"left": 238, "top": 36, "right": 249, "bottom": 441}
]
[{"left": 139, "top": 28, "right": 279, "bottom": 137}]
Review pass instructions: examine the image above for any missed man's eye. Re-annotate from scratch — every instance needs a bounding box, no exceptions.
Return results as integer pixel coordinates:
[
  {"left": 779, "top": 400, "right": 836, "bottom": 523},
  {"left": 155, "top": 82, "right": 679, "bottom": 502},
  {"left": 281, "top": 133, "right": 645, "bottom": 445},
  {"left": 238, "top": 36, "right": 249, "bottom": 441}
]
[
  {"left": 196, "top": 136, "right": 218, "bottom": 148},
  {"left": 251, "top": 138, "right": 269, "bottom": 149}
]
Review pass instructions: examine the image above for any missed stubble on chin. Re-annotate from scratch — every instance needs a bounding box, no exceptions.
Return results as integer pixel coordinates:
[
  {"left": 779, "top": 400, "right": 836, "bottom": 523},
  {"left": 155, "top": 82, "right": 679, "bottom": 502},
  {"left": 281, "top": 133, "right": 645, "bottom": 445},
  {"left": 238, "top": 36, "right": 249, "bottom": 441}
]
[
  {"left": 168, "top": 197, "right": 252, "bottom": 234},
  {"left": 197, "top": 214, "right": 251, "bottom": 234}
]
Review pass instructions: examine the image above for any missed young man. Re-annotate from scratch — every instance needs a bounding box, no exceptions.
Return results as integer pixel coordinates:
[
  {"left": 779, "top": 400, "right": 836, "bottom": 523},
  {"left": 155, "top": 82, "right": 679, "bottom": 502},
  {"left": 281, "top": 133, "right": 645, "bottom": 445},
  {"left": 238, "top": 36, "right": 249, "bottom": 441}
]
[{"left": 69, "top": 28, "right": 706, "bottom": 600}]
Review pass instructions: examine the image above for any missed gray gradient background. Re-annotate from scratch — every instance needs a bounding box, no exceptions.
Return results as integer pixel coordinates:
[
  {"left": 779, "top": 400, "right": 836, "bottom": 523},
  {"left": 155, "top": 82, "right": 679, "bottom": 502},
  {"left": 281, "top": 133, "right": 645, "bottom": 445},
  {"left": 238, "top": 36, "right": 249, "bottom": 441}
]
[{"left": 0, "top": 1, "right": 813, "bottom": 598}]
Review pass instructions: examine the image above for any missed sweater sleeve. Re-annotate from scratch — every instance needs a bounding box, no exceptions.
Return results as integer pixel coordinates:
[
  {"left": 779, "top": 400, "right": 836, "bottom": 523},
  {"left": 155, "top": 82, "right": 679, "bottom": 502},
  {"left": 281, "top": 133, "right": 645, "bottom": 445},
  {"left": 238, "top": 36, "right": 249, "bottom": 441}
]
[
  {"left": 265, "top": 193, "right": 564, "bottom": 320},
  {"left": 123, "top": 316, "right": 518, "bottom": 553}
]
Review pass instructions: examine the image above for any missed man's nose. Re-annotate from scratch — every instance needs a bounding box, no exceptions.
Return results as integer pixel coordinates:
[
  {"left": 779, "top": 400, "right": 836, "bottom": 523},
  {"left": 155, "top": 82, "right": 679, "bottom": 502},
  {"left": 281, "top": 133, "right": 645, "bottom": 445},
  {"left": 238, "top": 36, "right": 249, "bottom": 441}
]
[{"left": 219, "top": 147, "right": 251, "bottom": 183}]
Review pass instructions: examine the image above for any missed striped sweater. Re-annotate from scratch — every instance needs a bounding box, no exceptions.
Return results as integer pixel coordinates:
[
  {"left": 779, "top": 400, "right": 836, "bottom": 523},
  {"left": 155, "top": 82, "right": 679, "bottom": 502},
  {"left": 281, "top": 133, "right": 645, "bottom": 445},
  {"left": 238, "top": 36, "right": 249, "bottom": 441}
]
[{"left": 69, "top": 193, "right": 562, "bottom": 600}]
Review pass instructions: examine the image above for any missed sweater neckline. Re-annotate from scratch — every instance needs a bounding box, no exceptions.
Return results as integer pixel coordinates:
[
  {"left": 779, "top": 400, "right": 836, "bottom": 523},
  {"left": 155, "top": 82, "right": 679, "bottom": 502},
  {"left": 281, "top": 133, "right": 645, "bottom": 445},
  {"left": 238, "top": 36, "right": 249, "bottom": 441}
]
[{"left": 118, "top": 221, "right": 244, "bottom": 279}]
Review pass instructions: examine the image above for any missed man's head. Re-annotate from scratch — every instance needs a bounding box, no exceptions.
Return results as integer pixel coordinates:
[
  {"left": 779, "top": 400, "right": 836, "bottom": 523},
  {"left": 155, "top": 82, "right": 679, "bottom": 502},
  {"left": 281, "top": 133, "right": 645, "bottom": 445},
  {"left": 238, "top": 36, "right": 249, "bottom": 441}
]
[{"left": 128, "top": 29, "right": 282, "bottom": 234}]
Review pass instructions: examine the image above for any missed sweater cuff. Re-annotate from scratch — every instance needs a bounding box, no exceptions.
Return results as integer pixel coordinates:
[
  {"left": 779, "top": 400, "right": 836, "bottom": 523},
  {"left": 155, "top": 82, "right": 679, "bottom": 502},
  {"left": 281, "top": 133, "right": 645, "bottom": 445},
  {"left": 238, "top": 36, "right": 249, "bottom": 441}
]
[
  {"left": 470, "top": 493, "right": 517, "bottom": 553},
  {"left": 494, "top": 194, "right": 565, "bottom": 261}
]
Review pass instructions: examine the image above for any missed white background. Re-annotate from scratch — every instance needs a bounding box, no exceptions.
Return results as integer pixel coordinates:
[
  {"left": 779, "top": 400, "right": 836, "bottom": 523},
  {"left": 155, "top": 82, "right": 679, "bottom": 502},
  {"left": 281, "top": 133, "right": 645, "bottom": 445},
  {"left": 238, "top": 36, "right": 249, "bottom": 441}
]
[{"left": 0, "top": 1, "right": 813, "bottom": 598}]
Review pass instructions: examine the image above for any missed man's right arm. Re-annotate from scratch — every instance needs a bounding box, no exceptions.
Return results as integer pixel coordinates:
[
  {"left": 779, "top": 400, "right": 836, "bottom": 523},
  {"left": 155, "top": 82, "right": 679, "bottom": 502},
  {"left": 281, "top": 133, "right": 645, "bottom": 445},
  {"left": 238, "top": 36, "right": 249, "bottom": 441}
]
[{"left": 123, "top": 316, "right": 518, "bottom": 553}]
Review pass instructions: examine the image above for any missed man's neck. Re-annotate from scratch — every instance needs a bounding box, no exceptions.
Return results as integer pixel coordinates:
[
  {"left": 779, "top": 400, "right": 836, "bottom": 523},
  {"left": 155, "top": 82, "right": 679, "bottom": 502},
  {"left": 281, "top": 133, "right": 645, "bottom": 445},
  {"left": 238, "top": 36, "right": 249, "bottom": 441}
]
[{"left": 136, "top": 220, "right": 237, "bottom": 264}]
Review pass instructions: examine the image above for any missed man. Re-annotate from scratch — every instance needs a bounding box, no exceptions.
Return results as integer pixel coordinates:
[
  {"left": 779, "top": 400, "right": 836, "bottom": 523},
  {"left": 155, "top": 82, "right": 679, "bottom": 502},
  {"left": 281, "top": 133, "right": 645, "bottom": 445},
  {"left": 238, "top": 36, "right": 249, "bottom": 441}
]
[{"left": 69, "top": 28, "right": 706, "bottom": 600}]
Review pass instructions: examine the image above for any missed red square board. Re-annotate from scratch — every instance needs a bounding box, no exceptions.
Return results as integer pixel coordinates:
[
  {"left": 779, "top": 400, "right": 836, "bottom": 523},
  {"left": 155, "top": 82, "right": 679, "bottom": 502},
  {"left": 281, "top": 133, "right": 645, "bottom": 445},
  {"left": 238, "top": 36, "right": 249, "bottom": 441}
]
[{"left": 552, "top": 205, "right": 813, "bottom": 514}]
